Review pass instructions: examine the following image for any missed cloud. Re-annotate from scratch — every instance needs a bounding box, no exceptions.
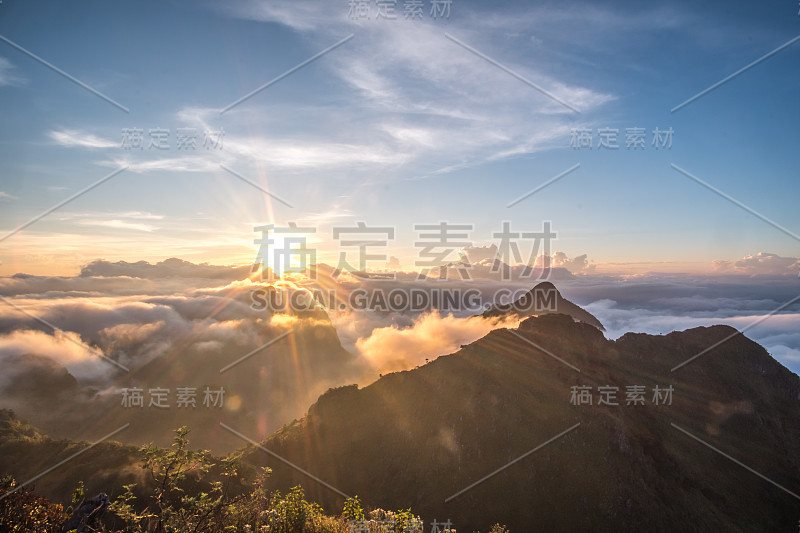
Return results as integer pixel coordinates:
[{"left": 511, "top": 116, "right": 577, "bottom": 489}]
[
  {"left": 219, "top": 0, "right": 334, "bottom": 31},
  {"left": 76, "top": 219, "right": 158, "bottom": 232},
  {"left": 48, "top": 129, "right": 117, "bottom": 149},
  {"left": 577, "top": 274, "right": 800, "bottom": 373},
  {"left": 456, "top": 246, "right": 594, "bottom": 280},
  {"left": 0, "top": 329, "right": 110, "bottom": 383},
  {"left": 353, "top": 311, "right": 520, "bottom": 374},
  {"left": 767, "top": 344, "right": 800, "bottom": 363},
  {"left": 3, "top": 257, "right": 800, "bottom": 451},
  {"left": 549, "top": 252, "right": 595, "bottom": 273},
  {"left": 97, "top": 155, "right": 218, "bottom": 173},
  {"left": 0, "top": 192, "right": 17, "bottom": 202},
  {"left": 207, "top": 2, "right": 614, "bottom": 180},
  {"left": 0, "top": 263, "right": 380, "bottom": 452},
  {"left": 174, "top": 106, "right": 408, "bottom": 172},
  {"left": 61, "top": 210, "right": 164, "bottom": 221},
  {"left": 78, "top": 258, "right": 251, "bottom": 280},
  {"left": 712, "top": 252, "right": 799, "bottom": 277},
  {"left": 0, "top": 57, "right": 26, "bottom": 87},
  {"left": 462, "top": 244, "right": 498, "bottom": 264}
]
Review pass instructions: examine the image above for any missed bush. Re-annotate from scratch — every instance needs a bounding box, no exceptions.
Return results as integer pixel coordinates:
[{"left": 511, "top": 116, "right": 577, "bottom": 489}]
[
  {"left": 0, "top": 475, "right": 65, "bottom": 533},
  {"left": 109, "top": 426, "right": 241, "bottom": 532}
]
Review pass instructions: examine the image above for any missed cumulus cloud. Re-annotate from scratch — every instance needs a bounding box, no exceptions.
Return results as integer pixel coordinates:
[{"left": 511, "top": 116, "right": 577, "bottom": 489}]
[
  {"left": 0, "top": 329, "right": 110, "bottom": 383},
  {"left": 353, "top": 312, "right": 520, "bottom": 374},
  {"left": 536, "top": 252, "right": 595, "bottom": 273},
  {"left": 462, "top": 244, "right": 498, "bottom": 264},
  {"left": 549, "top": 252, "right": 595, "bottom": 273},
  {"left": 712, "top": 252, "right": 799, "bottom": 277},
  {"left": 458, "top": 245, "right": 596, "bottom": 279}
]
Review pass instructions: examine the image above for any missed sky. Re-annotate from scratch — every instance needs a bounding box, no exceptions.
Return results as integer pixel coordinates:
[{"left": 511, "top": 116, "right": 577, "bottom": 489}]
[{"left": 0, "top": 0, "right": 798, "bottom": 276}]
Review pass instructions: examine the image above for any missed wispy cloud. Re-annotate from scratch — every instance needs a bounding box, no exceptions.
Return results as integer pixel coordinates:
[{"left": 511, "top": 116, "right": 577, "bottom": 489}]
[
  {"left": 75, "top": 219, "right": 157, "bottom": 232},
  {"left": 210, "top": 1, "right": 615, "bottom": 179},
  {"left": 48, "top": 129, "right": 117, "bottom": 149},
  {"left": 0, "top": 192, "right": 17, "bottom": 202},
  {"left": 0, "top": 57, "right": 26, "bottom": 87},
  {"left": 56, "top": 211, "right": 164, "bottom": 233},
  {"left": 217, "top": 0, "right": 339, "bottom": 32},
  {"left": 177, "top": 106, "right": 410, "bottom": 170},
  {"left": 97, "top": 155, "right": 218, "bottom": 173}
]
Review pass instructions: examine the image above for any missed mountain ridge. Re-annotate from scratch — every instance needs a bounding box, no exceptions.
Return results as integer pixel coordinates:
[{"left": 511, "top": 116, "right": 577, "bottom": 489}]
[{"left": 237, "top": 312, "right": 800, "bottom": 532}]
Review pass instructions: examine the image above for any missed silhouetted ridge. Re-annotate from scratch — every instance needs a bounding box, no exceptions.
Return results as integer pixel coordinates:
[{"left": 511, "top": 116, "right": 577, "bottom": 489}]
[
  {"left": 482, "top": 281, "right": 605, "bottom": 331},
  {"left": 239, "top": 314, "right": 800, "bottom": 532}
]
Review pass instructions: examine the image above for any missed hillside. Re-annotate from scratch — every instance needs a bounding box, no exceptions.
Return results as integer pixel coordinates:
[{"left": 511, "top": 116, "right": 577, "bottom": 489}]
[
  {"left": 238, "top": 313, "right": 800, "bottom": 532},
  {"left": 0, "top": 409, "right": 141, "bottom": 506}
]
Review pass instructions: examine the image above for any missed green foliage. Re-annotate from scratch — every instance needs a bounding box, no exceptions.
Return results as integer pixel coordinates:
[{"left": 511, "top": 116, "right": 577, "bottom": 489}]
[
  {"left": 363, "top": 508, "right": 423, "bottom": 533},
  {"left": 108, "top": 426, "right": 241, "bottom": 533},
  {"left": 0, "top": 425, "right": 490, "bottom": 533},
  {"left": 266, "top": 485, "right": 343, "bottom": 533},
  {"left": 70, "top": 480, "right": 85, "bottom": 507},
  {"left": 392, "top": 508, "right": 420, "bottom": 533},
  {"left": 341, "top": 495, "right": 364, "bottom": 522},
  {"left": 223, "top": 466, "right": 272, "bottom": 530}
]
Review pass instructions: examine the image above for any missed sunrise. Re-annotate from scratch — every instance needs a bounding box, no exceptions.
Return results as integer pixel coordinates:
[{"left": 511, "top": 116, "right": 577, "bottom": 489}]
[{"left": 0, "top": 1, "right": 799, "bottom": 531}]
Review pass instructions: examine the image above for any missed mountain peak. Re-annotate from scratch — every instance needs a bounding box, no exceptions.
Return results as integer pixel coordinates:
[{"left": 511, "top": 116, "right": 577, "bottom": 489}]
[{"left": 482, "top": 281, "right": 605, "bottom": 331}]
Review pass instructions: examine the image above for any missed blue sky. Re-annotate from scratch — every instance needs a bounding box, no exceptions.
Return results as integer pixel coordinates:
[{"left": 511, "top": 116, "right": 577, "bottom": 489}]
[{"left": 0, "top": 0, "right": 798, "bottom": 275}]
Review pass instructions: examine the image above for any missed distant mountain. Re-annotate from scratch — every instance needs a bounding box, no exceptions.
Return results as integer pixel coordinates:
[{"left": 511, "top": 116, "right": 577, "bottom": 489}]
[
  {"left": 0, "top": 409, "right": 140, "bottom": 505},
  {"left": 1, "top": 306, "right": 361, "bottom": 455},
  {"left": 0, "top": 409, "right": 252, "bottom": 516},
  {"left": 482, "top": 281, "right": 606, "bottom": 331},
  {"left": 238, "top": 312, "right": 800, "bottom": 532}
]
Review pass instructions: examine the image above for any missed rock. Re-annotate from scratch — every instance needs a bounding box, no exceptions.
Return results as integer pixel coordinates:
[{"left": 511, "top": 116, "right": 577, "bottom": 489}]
[{"left": 60, "top": 492, "right": 109, "bottom": 533}]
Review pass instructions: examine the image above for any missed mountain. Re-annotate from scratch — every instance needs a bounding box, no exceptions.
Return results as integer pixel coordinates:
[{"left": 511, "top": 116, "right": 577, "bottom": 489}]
[
  {"left": 237, "top": 312, "right": 800, "bottom": 532},
  {"left": 1, "top": 306, "right": 362, "bottom": 455},
  {"left": 0, "top": 409, "right": 141, "bottom": 506},
  {"left": 2, "top": 286, "right": 799, "bottom": 531},
  {"left": 482, "top": 281, "right": 606, "bottom": 331}
]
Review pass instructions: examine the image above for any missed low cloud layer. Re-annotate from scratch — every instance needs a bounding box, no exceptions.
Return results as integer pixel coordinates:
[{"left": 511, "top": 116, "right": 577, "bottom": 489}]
[
  {"left": 350, "top": 311, "right": 520, "bottom": 374},
  {"left": 0, "top": 329, "right": 106, "bottom": 384},
  {"left": 0, "top": 255, "right": 798, "bottom": 452}
]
